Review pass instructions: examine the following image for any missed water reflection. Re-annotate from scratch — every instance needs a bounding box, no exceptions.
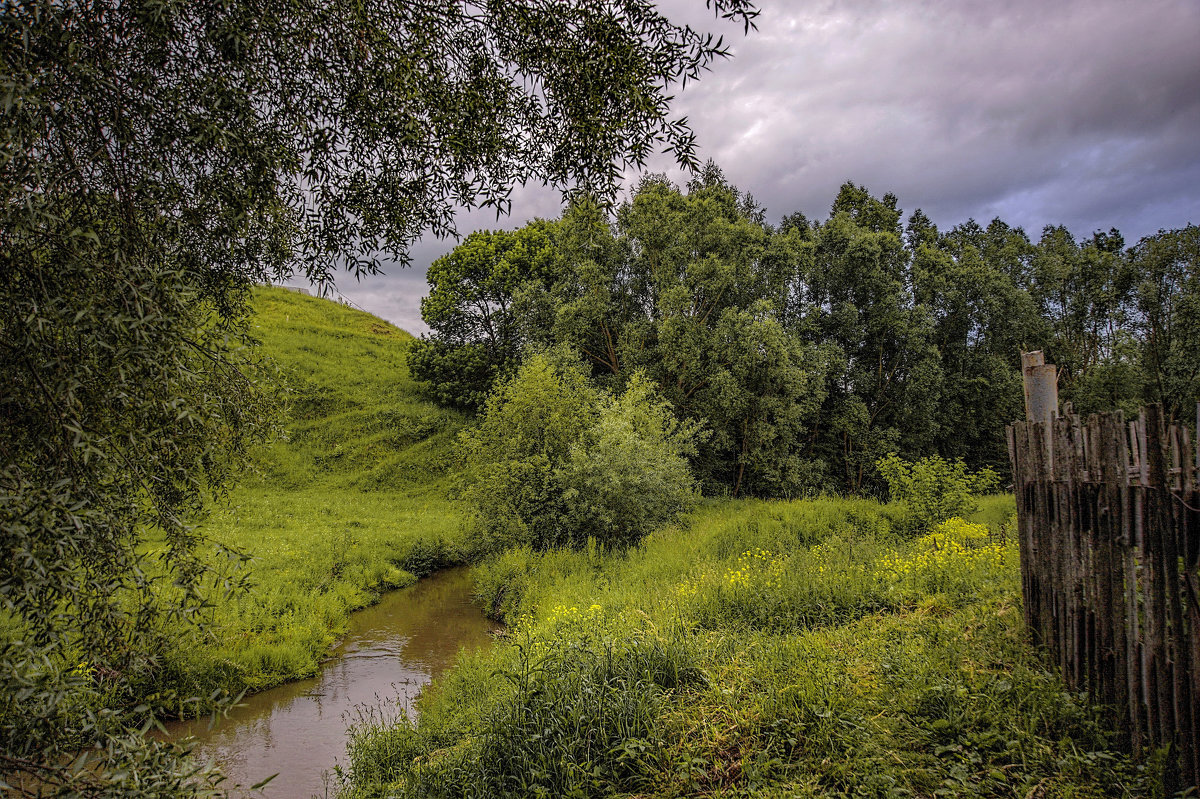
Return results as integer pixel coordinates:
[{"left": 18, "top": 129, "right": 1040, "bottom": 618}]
[{"left": 165, "top": 567, "right": 497, "bottom": 798}]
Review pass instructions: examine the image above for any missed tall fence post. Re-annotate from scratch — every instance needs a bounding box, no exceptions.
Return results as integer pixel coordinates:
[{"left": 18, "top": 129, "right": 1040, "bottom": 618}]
[{"left": 1021, "top": 350, "right": 1058, "bottom": 468}]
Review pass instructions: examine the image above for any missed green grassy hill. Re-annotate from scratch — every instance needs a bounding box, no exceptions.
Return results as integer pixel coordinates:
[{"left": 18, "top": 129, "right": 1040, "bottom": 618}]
[
  {"left": 247, "top": 287, "right": 462, "bottom": 493},
  {"left": 162, "top": 286, "right": 471, "bottom": 698}
]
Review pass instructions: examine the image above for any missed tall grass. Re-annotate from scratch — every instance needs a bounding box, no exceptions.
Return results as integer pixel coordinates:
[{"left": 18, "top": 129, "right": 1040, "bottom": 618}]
[{"left": 341, "top": 492, "right": 1153, "bottom": 798}]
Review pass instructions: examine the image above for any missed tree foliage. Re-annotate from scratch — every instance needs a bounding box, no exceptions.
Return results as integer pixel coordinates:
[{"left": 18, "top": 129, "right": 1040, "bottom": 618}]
[
  {"left": 800, "top": 184, "right": 941, "bottom": 493},
  {"left": 415, "top": 167, "right": 1198, "bottom": 499},
  {"left": 1130, "top": 226, "right": 1200, "bottom": 423},
  {"left": 1, "top": 0, "right": 757, "bottom": 792},
  {"left": 414, "top": 167, "right": 828, "bottom": 497},
  {"left": 409, "top": 223, "right": 564, "bottom": 408},
  {"left": 614, "top": 169, "right": 827, "bottom": 496}
]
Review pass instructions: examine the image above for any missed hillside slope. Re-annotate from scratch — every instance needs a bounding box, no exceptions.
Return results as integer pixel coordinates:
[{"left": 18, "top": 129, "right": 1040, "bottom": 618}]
[
  {"left": 247, "top": 287, "right": 462, "bottom": 493},
  {"left": 163, "top": 287, "right": 471, "bottom": 697}
]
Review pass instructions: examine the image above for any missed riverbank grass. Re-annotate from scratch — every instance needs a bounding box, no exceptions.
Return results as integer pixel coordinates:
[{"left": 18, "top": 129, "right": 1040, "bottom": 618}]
[{"left": 342, "top": 493, "right": 1150, "bottom": 798}]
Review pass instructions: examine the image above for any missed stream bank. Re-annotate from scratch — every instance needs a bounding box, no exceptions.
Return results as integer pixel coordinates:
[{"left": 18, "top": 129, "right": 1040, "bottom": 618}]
[{"left": 165, "top": 567, "right": 496, "bottom": 798}]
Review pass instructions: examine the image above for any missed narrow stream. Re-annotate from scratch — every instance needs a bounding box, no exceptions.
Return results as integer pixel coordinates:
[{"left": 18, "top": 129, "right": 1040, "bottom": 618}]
[{"left": 165, "top": 567, "right": 497, "bottom": 798}]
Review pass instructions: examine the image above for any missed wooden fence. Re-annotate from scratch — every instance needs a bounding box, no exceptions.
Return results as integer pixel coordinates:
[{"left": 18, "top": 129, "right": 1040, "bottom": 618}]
[{"left": 1007, "top": 404, "right": 1200, "bottom": 791}]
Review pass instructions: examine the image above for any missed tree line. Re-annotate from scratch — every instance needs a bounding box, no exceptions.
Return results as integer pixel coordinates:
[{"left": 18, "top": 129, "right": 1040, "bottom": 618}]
[{"left": 412, "top": 163, "right": 1200, "bottom": 498}]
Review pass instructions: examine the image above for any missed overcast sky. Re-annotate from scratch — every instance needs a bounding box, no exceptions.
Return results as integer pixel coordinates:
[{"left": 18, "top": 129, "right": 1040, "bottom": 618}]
[{"left": 293, "top": 0, "right": 1200, "bottom": 335}]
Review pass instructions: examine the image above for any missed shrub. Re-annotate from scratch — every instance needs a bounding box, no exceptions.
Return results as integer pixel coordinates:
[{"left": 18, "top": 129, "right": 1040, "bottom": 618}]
[
  {"left": 559, "top": 374, "right": 699, "bottom": 551},
  {"left": 876, "top": 453, "right": 999, "bottom": 536},
  {"left": 457, "top": 356, "right": 698, "bottom": 553},
  {"left": 455, "top": 352, "right": 598, "bottom": 550}
]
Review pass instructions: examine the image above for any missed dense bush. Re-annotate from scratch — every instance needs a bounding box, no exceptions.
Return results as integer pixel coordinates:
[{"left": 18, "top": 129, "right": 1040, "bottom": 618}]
[
  {"left": 456, "top": 354, "right": 698, "bottom": 552},
  {"left": 454, "top": 353, "right": 599, "bottom": 550},
  {"left": 559, "top": 374, "right": 700, "bottom": 550}
]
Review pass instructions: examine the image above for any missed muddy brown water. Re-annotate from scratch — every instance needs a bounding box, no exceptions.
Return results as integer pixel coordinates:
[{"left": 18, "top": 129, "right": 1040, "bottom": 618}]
[{"left": 164, "top": 567, "right": 497, "bottom": 798}]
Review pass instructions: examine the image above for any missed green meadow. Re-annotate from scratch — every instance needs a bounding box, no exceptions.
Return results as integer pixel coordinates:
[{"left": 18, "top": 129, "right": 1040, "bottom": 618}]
[{"left": 341, "top": 494, "right": 1152, "bottom": 798}]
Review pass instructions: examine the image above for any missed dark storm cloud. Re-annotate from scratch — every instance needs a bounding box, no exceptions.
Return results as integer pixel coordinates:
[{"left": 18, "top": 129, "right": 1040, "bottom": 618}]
[
  {"left": 308, "top": 0, "right": 1200, "bottom": 334},
  {"left": 661, "top": 0, "right": 1200, "bottom": 237}
]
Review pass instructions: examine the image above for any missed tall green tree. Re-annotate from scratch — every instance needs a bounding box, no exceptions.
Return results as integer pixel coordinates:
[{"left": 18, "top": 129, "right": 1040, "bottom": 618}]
[
  {"left": 912, "top": 218, "right": 1040, "bottom": 472},
  {"left": 536, "top": 197, "right": 636, "bottom": 386},
  {"left": 414, "top": 170, "right": 1197, "bottom": 499},
  {"left": 615, "top": 168, "right": 825, "bottom": 495},
  {"left": 0, "top": 0, "right": 757, "bottom": 792},
  {"left": 798, "top": 184, "right": 942, "bottom": 493},
  {"left": 410, "top": 223, "right": 564, "bottom": 407},
  {"left": 702, "top": 303, "right": 828, "bottom": 496},
  {"left": 1131, "top": 225, "right": 1200, "bottom": 424},
  {"left": 1030, "top": 226, "right": 1138, "bottom": 407}
]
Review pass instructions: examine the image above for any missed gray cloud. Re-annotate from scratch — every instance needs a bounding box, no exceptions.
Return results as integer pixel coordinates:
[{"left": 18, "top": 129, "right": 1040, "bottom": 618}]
[
  {"left": 302, "top": 0, "right": 1200, "bottom": 334},
  {"left": 670, "top": 0, "right": 1200, "bottom": 233}
]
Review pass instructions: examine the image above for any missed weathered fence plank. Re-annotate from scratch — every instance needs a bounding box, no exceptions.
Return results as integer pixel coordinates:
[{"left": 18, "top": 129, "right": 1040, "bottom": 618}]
[{"left": 1008, "top": 402, "right": 1200, "bottom": 792}]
